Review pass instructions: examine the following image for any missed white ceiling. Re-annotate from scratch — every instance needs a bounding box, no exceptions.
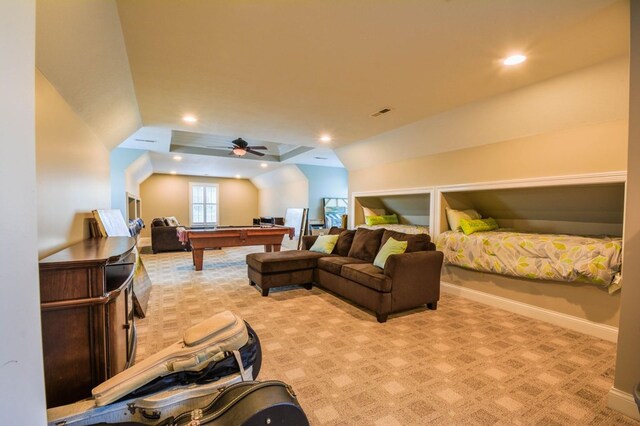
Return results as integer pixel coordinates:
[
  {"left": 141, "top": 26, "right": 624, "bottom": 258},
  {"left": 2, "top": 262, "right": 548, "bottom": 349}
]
[
  {"left": 115, "top": 0, "right": 627, "bottom": 148},
  {"left": 36, "top": 0, "right": 629, "bottom": 178}
]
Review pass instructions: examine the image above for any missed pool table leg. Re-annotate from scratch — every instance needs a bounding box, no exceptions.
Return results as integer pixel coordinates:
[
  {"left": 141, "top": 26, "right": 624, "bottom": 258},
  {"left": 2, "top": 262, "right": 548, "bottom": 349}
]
[
  {"left": 273, "top": 244, "right": 282, "bottom": 252},
  {"left": 264, "top": 245, "right": 272, "bottom": 252},
  {"left": 192, "top": 248, "right": 204, "bottom": 271}
]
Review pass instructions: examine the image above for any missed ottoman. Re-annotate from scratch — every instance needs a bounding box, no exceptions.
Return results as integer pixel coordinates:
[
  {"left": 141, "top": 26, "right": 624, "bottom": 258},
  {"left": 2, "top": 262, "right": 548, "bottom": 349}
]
[{"left": 246, "top": 250, "right": 327, "bottom": 296}]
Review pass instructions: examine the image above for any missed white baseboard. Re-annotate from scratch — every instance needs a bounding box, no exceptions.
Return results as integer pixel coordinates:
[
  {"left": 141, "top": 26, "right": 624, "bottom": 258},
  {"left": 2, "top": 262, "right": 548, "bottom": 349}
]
[
  {"left": 608, "top": 387, "right": 640, "bottom": 420},
  {"left": 440, "top": 282, "right": 619, "bottom": 342}
]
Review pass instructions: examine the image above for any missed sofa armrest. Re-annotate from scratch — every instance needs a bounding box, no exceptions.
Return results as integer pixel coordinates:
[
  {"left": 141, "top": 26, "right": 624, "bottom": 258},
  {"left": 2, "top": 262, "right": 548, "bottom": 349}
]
[
  {"left": 301, "top": 235, "right": 319, "bottom": 250},
  {"left": 383, "top": 250, "right": 444, "bottom": 309}
]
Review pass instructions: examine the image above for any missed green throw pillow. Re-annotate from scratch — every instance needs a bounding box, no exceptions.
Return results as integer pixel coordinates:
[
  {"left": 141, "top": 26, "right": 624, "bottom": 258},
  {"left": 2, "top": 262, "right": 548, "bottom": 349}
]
[
  {"left": 373, "top": 237, "right": 408, "bottom": 269},
  {"left": 459, "top": 217, "right": 499, "bottom": 235},
  {"left": 365, "top": 214, "right": 400, "bottom": 226},
  {"left": 309, "top": 234, "right": 340, "bottom": 254}
]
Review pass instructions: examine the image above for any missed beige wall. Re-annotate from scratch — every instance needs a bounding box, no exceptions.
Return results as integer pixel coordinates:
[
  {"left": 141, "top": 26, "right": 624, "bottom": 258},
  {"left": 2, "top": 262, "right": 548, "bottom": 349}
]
[
  {"left": 140, "top": 174, "right": 259, "bottom": 237},
  {"left": 349, "top": 119, "right": 627, "bottom": 192},
  {"left": 251, "top": 165, "right": 309, "bottom": 218},
  {"left": 0, "top": 1, "right": 47, "bottom": 422},
  {"left": 612, "top": 0, "right": 640, "bottom": 417},
  {"left": 36, "top": 70, "right": 111, "bottom": 258}
]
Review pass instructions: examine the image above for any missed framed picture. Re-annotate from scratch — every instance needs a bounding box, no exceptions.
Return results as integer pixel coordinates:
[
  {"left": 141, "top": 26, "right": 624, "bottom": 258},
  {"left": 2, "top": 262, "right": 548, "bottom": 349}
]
[{"left": 323, "top": 198, "right": 348, "bottom": 228}]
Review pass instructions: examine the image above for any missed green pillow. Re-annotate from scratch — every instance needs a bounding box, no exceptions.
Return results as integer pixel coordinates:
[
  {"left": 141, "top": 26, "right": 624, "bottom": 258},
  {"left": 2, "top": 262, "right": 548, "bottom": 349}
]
[
  {"left": 365, "top": 214, "right": 399, "bottom": 226},
  {"left": 459, "top": 218, "right": 499, "bottom": 235},
  {"left": 373, "top": 237, "right": 408, "bottom": 269},
  {"left": 309, "top": 234, "right": 340, "bottom": 254}
]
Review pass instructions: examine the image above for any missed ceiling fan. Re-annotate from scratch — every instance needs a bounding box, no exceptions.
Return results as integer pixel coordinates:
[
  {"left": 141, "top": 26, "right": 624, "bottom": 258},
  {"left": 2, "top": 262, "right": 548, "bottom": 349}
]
[{"left": 215, "top": 138, "right": 268, "bottom": 157}]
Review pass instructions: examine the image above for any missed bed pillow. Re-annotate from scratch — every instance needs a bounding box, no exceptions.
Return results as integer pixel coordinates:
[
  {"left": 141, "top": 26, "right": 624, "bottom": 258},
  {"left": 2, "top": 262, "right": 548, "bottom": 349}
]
[
  {"left": 364, "top": 214, "right": 399, "bottom": 226},
  {"left": 445, "top": 208, "right": 481, "bottom": 231},
  {"left": 362, "top": 207, "right": 386, "bottom": 218},
  {"left": 373, "top": 237, "right": 408, "bottom": 269},
  {"left": 381, "top": 229, "right": 431, "bottom": 252},
  {"left": 348, "top": 228, "right": 385, "bottom": 262},
  {"left": 333, "top": 229, "right": 356, "bottom": 256},
  {"left": 164, "top": 216, "right": 180, "bottom": 227},
  {"left": 309, "top": 235, "right": 340, "bottom": 254},
  {"left": 459, "top": 218, "right": 499, "bottom": 235}
]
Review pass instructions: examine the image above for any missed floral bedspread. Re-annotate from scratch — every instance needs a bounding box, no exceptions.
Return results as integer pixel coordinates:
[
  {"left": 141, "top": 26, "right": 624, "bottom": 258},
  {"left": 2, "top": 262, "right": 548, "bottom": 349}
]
[{"left": 435, "top": 230, "right": 622, "bottom": 293}]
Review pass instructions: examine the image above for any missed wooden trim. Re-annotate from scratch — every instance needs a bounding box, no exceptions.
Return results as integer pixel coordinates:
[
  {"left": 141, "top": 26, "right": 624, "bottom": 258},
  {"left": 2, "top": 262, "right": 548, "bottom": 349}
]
[
  {"left": 436, "top": 170, "right": 626, "bottom": 193},
  {"left": 607, "top": 387, "right": 640, "bottom": 420}
]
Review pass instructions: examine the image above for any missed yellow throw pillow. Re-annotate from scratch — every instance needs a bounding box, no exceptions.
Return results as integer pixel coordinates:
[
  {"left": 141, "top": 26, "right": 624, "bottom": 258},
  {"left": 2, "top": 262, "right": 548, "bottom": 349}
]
[
  {"left": 373, "top": 237, "right": 408, "bottom": 269},
  {"left": 459, "top": 218, "right": 499, "bottom": 235},
  {"left": 309, "top": 234, "right": 340, "bottom": 254}
]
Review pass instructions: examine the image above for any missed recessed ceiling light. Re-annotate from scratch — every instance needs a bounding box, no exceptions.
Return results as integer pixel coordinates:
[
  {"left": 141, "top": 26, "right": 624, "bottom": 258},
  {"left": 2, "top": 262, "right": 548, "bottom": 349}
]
[
  {"left": 260, "top": 163, "right": 268, "bottom": 168},
  {"left": 319, "top": 135, "right": 332, "bottom": 143},
  {"left": 170, "top": 171, "right": 177, "bottom": 175},
  {"left": 173, "top": 155, "right": 182, "bottom": 161},
  {"left": 503, "top": 54, "right": 526, "bottom": 66},
  {"left": 182, "top": 115, "right": 197, "bottom": 123},
  {"left": 235, "top": 174, "right": 241, "bottom": 179}
]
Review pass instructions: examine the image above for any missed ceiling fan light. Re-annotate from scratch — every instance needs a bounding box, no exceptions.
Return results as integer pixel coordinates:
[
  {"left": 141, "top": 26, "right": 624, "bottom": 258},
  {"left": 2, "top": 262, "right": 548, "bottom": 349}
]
[{"left": 232, "top": 147, "right": 247, "bottom": 156}]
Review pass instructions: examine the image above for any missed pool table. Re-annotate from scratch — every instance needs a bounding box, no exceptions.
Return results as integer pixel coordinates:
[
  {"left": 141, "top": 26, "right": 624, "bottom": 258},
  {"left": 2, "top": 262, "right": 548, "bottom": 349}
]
[{"left": 185, "top": 225, "right": 295, "bottom": 271}]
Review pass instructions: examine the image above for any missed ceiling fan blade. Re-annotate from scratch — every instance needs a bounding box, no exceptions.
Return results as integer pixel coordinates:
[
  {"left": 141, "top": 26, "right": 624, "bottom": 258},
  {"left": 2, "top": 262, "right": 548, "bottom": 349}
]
[
  {"left": 206, "top": 146, "right": 233, "bottom": 150},
  {"left": 246, "top": 149, "right": 265, "bottom": 156},
  {"left": 247, "top": 145, "right": 268, "bottom": 150}
]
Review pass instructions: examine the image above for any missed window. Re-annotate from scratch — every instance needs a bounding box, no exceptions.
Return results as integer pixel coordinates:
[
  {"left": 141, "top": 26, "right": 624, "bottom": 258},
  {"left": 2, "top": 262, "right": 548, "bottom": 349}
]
[{"left": 189, "top": 183, "right": 219, "bottom": 226}]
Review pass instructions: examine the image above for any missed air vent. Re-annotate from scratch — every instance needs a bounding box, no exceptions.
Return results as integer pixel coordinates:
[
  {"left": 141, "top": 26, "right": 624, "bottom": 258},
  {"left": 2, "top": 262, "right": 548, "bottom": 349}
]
[
  {"left": 370, "top": 107, "right": 392, "bottom": 117},
  {"left": 134, "top": 138, "right": 156, "bottom": 143}
]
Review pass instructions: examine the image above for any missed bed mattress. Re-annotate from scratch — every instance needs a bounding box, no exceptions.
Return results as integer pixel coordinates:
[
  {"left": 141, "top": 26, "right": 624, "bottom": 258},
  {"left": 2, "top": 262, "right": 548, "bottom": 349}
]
[{"left": 435, "top": 230, "right": 622, "bottom": 293}]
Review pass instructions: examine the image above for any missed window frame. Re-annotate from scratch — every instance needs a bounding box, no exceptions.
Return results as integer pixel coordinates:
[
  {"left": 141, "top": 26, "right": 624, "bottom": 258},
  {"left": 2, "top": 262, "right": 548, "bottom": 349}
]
[{"left": 188, "top": 182, "right": 220, "bottom": 227}]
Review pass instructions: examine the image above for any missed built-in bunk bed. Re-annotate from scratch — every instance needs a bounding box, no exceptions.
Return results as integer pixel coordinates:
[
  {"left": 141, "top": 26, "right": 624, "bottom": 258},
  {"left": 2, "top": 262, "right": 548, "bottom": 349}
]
[
  {"left": 434, "top": 173, "right": 625, "bottom": 338},
  {"left": 351, "top": 189, "right": 433, "bottom": 235}
]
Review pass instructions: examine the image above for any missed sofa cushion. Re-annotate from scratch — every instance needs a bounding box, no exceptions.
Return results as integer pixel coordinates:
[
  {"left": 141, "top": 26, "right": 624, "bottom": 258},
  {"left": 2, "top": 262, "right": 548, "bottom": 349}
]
[
  {"left": 341, "top": 263, "right": 392, "bottom": 292},
  {"left": 347, "top": 228, "right": 384, "bottom": 262},
  {"left": 328, "top": 227, "right": 345, "bottom": 235},
  {"left": 381, "top": 230, "right": 432, "bottom": 253},
  {"left": 317, "top": 256, "right": 368, "bottom": 275},
  {"left": 164, "top": 216, "right": 180, "bottom": 227},
  {"left": 333, "top": 229, "right": 356, "bottom": 257},
  {"left": 151, "top": 218, "right": 166, "bottom": 227},
  {"left": 246, "top": 250, "right": 326, "bottom": 274}
]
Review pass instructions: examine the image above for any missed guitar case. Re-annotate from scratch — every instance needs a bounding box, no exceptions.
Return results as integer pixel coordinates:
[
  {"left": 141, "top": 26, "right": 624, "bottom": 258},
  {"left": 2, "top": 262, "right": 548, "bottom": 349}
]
[
  {"left": 86, "top": 381, "right": 309, "bottom": 426},
  {"left": 48, "top": 312, "right": 263, "bottom": 426}
]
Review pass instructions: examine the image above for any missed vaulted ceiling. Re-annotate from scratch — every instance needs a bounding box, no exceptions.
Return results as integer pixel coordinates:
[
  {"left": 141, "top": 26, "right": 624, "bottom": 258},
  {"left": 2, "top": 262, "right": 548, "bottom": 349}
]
[{"left": 35, "top": 0, "right": 629, "bottom": 176}]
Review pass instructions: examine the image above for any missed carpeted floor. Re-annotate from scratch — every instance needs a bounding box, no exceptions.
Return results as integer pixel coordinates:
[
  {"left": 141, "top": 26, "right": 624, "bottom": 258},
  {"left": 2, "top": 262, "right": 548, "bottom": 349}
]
[{"left": 136, "top": 246, "right": 638, "bottom": 425}]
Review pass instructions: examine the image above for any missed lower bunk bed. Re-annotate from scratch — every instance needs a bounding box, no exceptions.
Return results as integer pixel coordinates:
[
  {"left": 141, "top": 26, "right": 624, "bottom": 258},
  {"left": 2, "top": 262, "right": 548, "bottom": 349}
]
[{"left": 435, "top": 230, "right": 623, "bottom": 294}]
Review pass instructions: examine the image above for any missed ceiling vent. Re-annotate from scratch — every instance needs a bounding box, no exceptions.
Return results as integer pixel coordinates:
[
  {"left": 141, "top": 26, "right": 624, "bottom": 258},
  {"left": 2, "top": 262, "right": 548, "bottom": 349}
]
[
  {"left": 370, "top": 107, "right": 392, "bottom": 117},
  {"left": 134, "top": 138, "right": 156, "bottom": 143}
]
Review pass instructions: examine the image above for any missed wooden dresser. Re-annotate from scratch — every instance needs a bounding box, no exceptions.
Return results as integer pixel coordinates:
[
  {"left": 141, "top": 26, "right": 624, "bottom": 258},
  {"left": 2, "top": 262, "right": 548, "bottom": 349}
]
[{"left": 39, "top": 237, "right": 138, "bottom": 408}]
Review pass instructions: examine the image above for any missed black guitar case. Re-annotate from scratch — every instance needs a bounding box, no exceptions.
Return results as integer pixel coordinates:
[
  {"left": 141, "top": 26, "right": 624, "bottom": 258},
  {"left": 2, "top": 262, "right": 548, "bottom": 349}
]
[
  {"left": 168, "top": 380, "right": 309, "bottom": 426},
  {"left": 89, "top": 380, "right": 308, "bottom": 426}
]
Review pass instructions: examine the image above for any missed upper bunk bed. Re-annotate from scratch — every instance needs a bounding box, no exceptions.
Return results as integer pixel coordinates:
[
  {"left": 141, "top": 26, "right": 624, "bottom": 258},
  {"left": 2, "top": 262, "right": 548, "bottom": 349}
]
[
  {"left": 351, "top": 189, "right": 433, "bottom": 235},
  {"left": 434, "top": 174, "right": 625, "bottom": 293}
]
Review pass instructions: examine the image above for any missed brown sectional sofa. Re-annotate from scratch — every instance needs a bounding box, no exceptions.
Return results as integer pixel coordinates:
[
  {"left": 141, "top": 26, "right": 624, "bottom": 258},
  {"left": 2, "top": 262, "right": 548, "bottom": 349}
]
[{"left": 246, "top": 227, "right": 443, "bottom": 322}]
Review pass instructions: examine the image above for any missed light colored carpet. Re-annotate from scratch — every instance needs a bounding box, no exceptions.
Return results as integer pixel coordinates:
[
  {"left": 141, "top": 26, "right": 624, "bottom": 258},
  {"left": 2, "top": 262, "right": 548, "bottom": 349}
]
[{"left": 136, "top": 246, "right": 638, "bottom": 425}]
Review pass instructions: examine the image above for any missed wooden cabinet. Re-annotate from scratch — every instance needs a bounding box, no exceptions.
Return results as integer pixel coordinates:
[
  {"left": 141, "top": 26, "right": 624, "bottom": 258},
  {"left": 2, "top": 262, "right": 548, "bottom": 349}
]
[{"left": 39, "top": 237, "right": 137, "bottom": 408}]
